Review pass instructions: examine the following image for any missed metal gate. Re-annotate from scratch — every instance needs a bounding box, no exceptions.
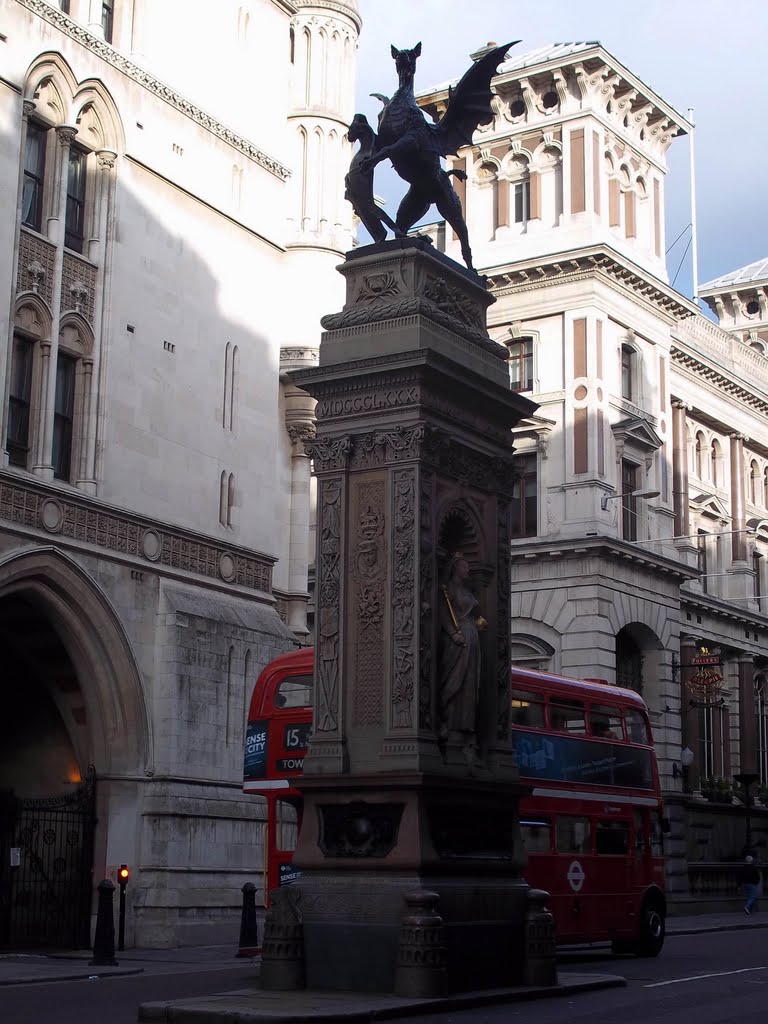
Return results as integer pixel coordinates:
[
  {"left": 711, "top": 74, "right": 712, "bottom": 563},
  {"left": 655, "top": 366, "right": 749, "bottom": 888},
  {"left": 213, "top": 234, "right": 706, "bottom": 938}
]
[{"left": 0, "top": 773, "right": 95, "bottom": 949}]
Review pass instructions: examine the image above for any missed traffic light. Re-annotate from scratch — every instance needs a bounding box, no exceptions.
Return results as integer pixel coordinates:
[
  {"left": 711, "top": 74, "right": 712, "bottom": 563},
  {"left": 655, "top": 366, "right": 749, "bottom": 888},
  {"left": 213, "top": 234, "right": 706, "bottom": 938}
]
[{"left": 118, "top": 864, "right": 130, "bottom": 888}]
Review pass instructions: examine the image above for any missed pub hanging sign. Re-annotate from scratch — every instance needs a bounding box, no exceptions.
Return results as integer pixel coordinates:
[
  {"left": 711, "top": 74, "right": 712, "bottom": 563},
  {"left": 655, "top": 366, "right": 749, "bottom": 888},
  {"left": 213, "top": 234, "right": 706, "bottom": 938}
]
[{"left": 686, "top": 646, "right": 724, "bottom": 701}]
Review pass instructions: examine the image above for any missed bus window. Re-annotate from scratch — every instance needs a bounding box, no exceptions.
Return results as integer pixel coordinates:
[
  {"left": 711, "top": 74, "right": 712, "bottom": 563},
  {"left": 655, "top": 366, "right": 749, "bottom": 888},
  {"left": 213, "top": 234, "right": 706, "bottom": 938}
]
[
  {"left": 511, "top": 691, "right": 546, "bottom": 728},
  {"left": 556, "top": 815, "right": 591, "bottom": 854},
  {"left": 276, "top": 798, "right": 299, "bottom": 852},
  {"left": 549, "top": 700, "right": 586, "bottom": 734},
  {"left": 624, "top": 708, "right": 650, "bottom": 744},
  {"left": 589, "top": 705, "right": 623, "bottom": 739},
  {"left": 595, "top": 820, "right": 630, "bottom": 855},
  {"left": 275, "top": 674, "right": 313, "bottom": 709},
  {"left": 521, "top": 818, "right": 552, "bottom": 854}
]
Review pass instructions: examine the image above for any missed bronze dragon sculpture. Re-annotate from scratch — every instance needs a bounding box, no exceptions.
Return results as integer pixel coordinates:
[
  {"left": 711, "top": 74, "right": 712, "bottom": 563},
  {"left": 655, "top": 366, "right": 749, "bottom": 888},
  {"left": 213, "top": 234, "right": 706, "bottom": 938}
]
[{"left": 345, "top": 41, "right": 517, "bottom": 273}]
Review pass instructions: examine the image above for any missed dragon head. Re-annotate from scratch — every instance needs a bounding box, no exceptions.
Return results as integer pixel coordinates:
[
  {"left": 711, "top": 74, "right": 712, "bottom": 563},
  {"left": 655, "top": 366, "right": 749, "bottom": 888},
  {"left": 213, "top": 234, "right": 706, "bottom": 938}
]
[{"left": 390, "top": 42, "right": 422, "bottom": 79}]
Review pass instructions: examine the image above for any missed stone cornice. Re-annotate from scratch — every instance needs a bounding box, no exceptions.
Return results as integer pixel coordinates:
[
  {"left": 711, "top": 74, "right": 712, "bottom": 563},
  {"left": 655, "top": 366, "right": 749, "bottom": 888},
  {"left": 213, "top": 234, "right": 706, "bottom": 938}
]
[
  {"left": 509, "top": 534, "right": 699, "bottom": 583},
  {"left": 292, "top": 0, "right": 362, "bottom": 31},
  {"left": 0, "top": 471, "right": 275, "bottom": 595},
  {"left": 681, "top": 590, "right": 768, "bottom": 633},
  {"left": 670, "top": 347, "right": 768, "bottom": 419},
  {"left": 17, "top": 0, "right": 290, "bottom": 181},
  {"left": 486, "top": 245, "right": 698, "bottom": 321}
]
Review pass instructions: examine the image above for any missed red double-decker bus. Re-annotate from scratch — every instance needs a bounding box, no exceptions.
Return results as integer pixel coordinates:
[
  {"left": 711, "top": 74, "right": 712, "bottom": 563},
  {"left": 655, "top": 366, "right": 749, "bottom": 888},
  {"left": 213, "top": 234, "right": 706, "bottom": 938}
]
[{"left": 244, "top": 650, "right": 667, "bottom": 956}]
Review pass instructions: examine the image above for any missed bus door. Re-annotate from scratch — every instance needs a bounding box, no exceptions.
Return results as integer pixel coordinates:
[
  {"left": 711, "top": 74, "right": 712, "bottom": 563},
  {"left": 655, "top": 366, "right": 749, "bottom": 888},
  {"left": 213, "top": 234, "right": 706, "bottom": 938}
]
[
  {"left": 594, "top": 811, "right": 633, "bottom": 934},
  {"left": 552, "top": 812, "right": 596, "bottom": 942}
]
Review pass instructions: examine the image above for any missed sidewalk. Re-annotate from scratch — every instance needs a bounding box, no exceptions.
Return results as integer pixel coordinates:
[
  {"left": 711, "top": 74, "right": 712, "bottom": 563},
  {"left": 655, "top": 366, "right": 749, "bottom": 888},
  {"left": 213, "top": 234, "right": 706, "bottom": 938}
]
[{"left": 0, "top": 911, "right": 765, "bottom": 987}]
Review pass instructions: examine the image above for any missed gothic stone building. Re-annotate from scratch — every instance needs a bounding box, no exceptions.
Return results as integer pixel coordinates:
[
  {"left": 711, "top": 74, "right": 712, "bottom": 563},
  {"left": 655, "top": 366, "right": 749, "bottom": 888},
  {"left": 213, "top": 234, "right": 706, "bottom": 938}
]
[{"left": 0, "top": 0, "right": 359, "bottom": 946}]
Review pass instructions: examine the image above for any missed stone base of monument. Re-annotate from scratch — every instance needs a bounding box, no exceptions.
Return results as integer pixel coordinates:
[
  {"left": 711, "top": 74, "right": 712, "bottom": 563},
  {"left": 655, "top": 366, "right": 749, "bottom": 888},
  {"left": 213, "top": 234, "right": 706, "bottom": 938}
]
[
  {"left": 258, "top": 773, "right": 530, "bottom": 994},
  {"left": 137, "top": 975, "right": 628, "bottom": 1023}
]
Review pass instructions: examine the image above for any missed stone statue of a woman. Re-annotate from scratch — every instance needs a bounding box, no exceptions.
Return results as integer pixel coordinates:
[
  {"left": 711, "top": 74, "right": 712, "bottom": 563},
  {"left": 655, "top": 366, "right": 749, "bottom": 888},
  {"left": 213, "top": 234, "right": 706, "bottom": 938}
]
[{"left": 438, "top": 553, "right": 487, "bottom": 761}]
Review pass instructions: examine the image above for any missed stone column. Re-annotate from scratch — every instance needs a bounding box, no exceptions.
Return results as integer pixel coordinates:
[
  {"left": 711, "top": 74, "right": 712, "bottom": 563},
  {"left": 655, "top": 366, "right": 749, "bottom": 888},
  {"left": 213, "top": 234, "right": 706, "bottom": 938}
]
[
  {"left": 679, "top": 636, "right": 700, "bottom": 792},
  {"left": 730, "top": 433, "right": 747, "bottom": 562},
  {"left": 672, "top": 401, "right": 689, "bottom": 538},
  {"left": 1, "top": 99, "right": 37, "bottom": 461},
  {"left": 289, "top": 238, "right": 537, "bottom": 994},
  {"left": 87, "top": 0, "right": 106, "bottom": 38},
  {"left": 738, "top": 653, "right": 757, "bottom": 774},
  {"left": 34, "top": 124, "right": 77, "bottom": 478},
  {"left": 77, "top": 359, "right": 94, "bottom": 481}
]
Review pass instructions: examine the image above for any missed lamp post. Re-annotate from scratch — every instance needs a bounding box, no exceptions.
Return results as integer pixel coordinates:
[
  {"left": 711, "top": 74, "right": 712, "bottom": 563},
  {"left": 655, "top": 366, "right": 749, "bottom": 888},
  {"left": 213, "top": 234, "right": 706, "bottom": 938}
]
[
  {"left": 600, "top": 488, "right": 661, "bottom": 512},
  {"left": 734, "top": 772, "right": 759, "bottom": 854}
]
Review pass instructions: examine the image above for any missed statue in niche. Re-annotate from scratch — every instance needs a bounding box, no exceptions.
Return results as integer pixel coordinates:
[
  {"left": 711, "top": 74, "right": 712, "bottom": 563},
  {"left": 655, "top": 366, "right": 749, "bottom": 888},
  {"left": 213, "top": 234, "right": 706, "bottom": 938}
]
[
  {"left": 344, "top": 40, "right": 516, "bottom": 272},
  {"left": 438, "top": 552, "right": 487, "bottom": 763}
]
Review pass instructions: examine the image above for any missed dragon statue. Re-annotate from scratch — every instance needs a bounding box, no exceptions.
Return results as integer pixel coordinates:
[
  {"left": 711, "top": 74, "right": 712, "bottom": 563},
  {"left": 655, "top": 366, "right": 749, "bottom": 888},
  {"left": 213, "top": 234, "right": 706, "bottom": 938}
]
[{"left": 345, "top": 41, "right": 516, "bottom": 273}]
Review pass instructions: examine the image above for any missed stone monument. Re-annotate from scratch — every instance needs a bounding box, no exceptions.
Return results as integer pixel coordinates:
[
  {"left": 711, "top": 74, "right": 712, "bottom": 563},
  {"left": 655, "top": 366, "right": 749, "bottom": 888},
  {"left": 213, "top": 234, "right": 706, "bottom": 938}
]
[{"left": 262, "top": 39, "right": 538, "bottom": 996}]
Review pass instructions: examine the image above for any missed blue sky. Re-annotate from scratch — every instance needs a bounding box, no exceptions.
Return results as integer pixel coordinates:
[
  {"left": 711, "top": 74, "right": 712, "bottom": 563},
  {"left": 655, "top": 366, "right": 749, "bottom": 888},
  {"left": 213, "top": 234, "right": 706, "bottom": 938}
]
[{"left": 355, "top": 0, "right": 767, "bottom": 300}]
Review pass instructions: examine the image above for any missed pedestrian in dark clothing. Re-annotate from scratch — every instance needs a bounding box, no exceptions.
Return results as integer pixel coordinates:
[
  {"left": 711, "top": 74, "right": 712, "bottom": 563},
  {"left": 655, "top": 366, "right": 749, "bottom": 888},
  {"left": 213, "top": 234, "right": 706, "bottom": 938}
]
[{"left": 738, "top": 855, "right": 760, "bottom": 914}]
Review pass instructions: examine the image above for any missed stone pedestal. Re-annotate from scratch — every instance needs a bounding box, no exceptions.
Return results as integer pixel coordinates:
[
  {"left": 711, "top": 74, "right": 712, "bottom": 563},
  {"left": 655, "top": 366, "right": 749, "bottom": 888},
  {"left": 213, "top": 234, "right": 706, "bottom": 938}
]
[{"left": 288, "top": 238, "right": 537, "bottom": 994}]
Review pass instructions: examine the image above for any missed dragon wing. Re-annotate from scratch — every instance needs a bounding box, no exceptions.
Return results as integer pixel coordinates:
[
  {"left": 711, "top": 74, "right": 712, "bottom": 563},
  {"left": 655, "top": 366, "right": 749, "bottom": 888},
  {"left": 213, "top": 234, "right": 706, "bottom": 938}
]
[{"left": 427, "top": 42, "right": 518, "bottom": 157}]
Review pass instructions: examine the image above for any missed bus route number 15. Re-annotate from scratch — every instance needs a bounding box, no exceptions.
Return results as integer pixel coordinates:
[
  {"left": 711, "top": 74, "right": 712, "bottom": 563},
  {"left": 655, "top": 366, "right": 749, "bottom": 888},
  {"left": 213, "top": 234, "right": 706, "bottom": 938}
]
[{"left": 283, "top": 723, "right": 311, "bottom": 750}]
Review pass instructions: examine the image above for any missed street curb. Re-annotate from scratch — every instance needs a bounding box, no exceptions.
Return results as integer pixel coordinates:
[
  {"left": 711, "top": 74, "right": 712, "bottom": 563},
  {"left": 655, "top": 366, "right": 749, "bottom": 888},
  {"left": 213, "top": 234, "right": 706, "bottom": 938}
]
[
  {"left": 669, "top": 920, "right": 768, "bottom": 936},
  {"left": 0, "top": 967, "right": 145, "bottom": 986},
  {"left": 137, "top": 973, "right": 627, "bottom": 1023}
]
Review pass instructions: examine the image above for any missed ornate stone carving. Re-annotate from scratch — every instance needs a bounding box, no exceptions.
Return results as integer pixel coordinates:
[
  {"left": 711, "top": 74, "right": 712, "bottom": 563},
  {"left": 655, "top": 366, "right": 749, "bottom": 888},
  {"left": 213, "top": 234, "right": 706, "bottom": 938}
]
[
  {"left": 304, "top": 436, "right": 352, "bottom": 472},
  {"left": 0, "top": 475, "right": 273, "bottom": 593},
  {"left": 418, "top": 471, "right": 435, "bottom": 730},
  {"left": 422, "top": 274, "right": 484, "bottom": 331},
  {"left": 392, "top": 469, "right": 416, "bottom": 728},
  {"left": 17, "top": 0, "right": 289, "bottom": 181},
  {"left": 356, "top": 272, "right": 401, "bottom": 304},
  {"left": 315, "top": 478, "right": 343, "bottom": 732},
  {"left": 318, "top": 801, "right": 404, "bottom": 858},
  {"left": 18, "top": 231, "right": 56, "bottom": 308},
  {"left": 287, "top": 423, "right": 316, "bottom": 449},
  {"left": 61, "top": 254, "right": 96, "bottom": 322},
  {"left": 96, "top": 150, "right": 117, "bottom": 170},
  {"left": 322, "top": 296, "right": 503, "bottom": 354},
  {"left": 352, "top": 481, "right": 386, "bottom": 727},
  {"left": 351, "top": 426, "right": 425, "bottom": 470},
  {"left": 27, "top": 261, "right": 46, "bottom": 294}
]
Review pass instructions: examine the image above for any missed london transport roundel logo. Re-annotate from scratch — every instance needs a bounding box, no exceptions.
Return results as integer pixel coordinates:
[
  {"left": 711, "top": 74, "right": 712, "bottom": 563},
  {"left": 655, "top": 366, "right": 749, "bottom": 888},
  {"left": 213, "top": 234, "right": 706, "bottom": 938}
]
[{"left": 567, "top": 860, "right": 585, "bottom": 892}]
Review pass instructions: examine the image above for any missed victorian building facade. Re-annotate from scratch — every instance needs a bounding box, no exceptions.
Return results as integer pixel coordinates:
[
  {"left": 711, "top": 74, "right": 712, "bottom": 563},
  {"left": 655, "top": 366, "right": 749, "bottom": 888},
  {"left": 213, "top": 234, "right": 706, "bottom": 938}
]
[
  {"left": 0, "top": 0, "right": 358, "bottom": 947},
  {"left": 418, "top": 41, "right": 768, "bottom": 907}
]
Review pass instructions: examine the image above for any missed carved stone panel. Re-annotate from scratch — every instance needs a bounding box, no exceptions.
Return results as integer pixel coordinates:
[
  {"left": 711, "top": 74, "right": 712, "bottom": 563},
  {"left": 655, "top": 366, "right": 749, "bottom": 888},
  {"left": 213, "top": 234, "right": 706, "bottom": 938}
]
[
  {"left": 351, "top": 479, "right": 386, "bottom": 728},
  {"left": 17, "top": 231, "right": 56, "bottom": 309},
  {"left": 418, "top": 471, "right": 435, "bottom": 731},
  {"left": 391, "top": 469, "right": 416, "bottom": 729},
  {"left": 315, "top": 477, "right": 343, "bottom": 733},
  {"left": 318, "top": 801, "right": 404, "bottom": 858}
]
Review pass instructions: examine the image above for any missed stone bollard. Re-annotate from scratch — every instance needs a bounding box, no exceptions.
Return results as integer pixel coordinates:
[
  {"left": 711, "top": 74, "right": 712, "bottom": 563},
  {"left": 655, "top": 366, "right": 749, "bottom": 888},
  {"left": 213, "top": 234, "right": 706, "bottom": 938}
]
[
  {"left": 260, "top": 888, "right": 305, "bottom": 990},
  {"left": 523, "top": 888, "right": 557, "bottom": 987},
  {"left": 89, "top": 878, "right": 118, "bottom": 966},
  {"left": 394, "top": 890, "right": 447, "bottom": 998},
  {"left": 236, "top": 882, "right": 260, "bottom": 957}
]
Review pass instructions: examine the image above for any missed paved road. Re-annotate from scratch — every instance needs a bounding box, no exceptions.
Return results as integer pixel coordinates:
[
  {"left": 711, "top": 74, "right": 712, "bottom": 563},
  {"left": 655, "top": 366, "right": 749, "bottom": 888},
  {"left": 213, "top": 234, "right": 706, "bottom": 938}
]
[{"left": 2, "top": 929, "right": 766, "bottom": 1024}]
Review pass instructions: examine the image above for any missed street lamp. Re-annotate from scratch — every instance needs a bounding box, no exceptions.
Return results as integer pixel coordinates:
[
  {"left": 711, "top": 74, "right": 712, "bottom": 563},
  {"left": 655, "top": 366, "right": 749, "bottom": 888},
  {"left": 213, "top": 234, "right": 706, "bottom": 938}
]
[
  {"left": 601, "top": 489, "right": 660, "bottom": 512},
  {"left": 734, "top": 772, "right": 759, "bottom": 854}
]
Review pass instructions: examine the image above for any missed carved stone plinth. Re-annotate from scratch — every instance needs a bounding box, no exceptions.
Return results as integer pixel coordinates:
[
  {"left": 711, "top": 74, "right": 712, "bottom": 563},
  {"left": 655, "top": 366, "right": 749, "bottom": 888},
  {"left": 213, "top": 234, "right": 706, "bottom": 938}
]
[{"left": 287, "top": 238, "right": 538, "bottom": 994}]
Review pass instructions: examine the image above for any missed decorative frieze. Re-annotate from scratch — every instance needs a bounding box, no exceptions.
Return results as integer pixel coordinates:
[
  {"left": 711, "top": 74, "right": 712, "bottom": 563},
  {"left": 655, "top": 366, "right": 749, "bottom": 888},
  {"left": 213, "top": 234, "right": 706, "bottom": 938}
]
[
  {"left": 418, "top": 471, "right": 435, "bottom": 731},
  {"left": 17, "top": 0, "right": 289, "bottom": 181},
  {"left": 0, "top": 475, "right": 273, "bottom": 593}
]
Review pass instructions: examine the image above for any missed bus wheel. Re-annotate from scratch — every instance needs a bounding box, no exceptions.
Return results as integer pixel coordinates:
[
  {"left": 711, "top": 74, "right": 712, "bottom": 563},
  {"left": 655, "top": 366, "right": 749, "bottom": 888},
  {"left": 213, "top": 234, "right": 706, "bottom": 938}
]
[{"left": 633, "top": 902, "right": 665, "bottom": 958}]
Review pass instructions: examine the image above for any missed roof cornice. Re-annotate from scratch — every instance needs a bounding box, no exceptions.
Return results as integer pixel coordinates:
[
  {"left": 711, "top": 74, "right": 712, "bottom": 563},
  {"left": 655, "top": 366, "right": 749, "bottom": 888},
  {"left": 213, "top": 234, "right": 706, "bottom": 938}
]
[
  {"left": 485, "top": 244, "right": 698, "bottom": 321},
  {"left": 16, "top": 0, "right": 290, "bottom": 181}
]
